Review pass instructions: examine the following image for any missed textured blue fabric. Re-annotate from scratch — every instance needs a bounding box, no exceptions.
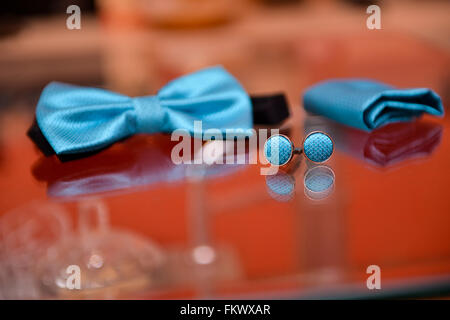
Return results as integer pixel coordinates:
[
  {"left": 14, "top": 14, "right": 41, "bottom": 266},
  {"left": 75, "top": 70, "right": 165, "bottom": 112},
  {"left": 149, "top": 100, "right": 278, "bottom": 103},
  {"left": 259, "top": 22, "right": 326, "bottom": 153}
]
[
  {"left": 303, "top": 79, "right": 444, "bottom": 131},
  {"left": 303, "top": 132, "right": 333, "bottom": 163},
  {"left": 264, "top": 135, "right": 293, "bottom": 166},
  {"left": 36, "top": 66, "right": 253, "bottom": 155}
]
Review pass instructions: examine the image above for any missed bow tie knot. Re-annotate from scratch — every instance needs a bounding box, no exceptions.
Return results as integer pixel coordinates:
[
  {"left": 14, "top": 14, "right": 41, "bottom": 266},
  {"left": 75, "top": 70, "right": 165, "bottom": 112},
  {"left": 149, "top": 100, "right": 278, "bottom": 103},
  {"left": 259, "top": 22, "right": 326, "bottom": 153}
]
[{"left": 133, "top": 95, "right": 165, "bottom": 133}]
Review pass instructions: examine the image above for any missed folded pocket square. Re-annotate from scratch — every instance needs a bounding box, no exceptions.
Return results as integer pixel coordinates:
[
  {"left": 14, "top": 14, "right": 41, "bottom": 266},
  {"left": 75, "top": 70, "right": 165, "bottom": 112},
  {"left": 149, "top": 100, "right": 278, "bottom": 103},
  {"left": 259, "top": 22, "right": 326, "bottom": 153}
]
[{"left": 303, "top": 79, "right": 444, "bottom": 131}]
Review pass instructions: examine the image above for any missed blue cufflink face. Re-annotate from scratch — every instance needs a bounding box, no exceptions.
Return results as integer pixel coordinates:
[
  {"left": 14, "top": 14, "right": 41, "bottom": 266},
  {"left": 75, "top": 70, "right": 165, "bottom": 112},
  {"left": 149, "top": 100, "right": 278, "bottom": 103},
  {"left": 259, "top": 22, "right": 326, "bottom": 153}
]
[
  {"left": 303, "top": 132, "right": 333, "bottom": 163},
  {"left": 264, "top": 132, "right": 333, "bottom": 166},
  {"left": 264, "top": 134, "right": 293, "bottom": 166}
]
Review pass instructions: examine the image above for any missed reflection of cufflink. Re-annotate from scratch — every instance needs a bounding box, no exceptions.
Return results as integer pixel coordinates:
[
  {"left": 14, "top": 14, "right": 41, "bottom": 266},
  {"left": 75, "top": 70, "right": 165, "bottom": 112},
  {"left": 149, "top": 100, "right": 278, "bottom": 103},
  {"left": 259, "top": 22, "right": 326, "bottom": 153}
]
[
  {"left": 264, "top": 131, "right": 334, "bottom": 166},
  {"left": 265, "top": 171, "right": 296, "bottom": 202},
  {"left": 304, "top": 165, "right": 335, "bottom": 200},
  {"left": 265, "top": 163, "right": 335, "bottom": 202}
]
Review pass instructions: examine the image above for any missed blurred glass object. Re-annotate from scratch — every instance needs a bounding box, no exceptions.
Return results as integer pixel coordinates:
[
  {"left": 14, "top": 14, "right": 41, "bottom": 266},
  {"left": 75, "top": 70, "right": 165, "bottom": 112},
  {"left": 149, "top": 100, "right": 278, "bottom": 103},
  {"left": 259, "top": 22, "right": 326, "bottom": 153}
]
[
  {"left": 36, "top": 199, "right": 165, "bottom": 299},
  {"left": 0, "top": 200, "right": 166, "bottom": 299},
  {"left": 0, "top": 202, "right": 70, "bottom": 299}
]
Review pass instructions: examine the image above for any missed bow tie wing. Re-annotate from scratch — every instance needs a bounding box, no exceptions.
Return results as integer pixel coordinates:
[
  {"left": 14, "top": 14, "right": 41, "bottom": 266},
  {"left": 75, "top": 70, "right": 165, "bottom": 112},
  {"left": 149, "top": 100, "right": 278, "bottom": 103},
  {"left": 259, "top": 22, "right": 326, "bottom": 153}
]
[
  {"left": 157, "top": 66, "right": 253, "bottom": 135},
  {"left": 36, "top": 82, "right": 136, "bottom": 155}
]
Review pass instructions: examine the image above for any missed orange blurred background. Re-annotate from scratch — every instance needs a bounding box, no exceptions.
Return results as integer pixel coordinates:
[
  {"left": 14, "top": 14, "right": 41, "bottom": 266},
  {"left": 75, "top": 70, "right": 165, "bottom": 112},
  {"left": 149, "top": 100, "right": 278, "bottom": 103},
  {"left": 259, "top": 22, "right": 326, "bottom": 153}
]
[{"left": 0, "top": 0, "right": 449, "bottom": 299}]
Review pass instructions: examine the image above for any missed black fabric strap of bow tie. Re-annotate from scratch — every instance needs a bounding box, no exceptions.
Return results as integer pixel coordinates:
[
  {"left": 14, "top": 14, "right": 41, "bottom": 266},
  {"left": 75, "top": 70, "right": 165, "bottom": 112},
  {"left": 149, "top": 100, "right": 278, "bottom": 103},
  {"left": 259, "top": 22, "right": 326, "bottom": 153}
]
[
  {"left": 250, "top": 94, "right": 290, "bottom": 125},
  {"left": 28, "top": 93, "right": 290, "bottom": 161}
]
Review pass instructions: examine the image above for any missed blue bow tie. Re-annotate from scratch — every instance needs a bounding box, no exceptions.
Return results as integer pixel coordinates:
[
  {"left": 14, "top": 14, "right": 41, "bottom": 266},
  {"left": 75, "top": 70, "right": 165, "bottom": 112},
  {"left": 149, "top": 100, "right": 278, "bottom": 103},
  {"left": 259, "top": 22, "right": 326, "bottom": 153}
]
[
  {"left": 35, "top": 66, "right": 253, "bottom": 155},
  {"left": 303, "top": 79, "right": 444, "bottom": 131}
]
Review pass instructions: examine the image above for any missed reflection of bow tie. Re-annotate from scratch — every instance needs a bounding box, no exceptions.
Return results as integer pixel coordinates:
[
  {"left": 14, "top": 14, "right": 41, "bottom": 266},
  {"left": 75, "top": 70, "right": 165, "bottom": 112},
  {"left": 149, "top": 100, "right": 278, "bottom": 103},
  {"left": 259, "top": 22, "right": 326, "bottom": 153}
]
[
  {"left": 32, "top": 66, "right": 253, "bottom": 156},
  {"left": 31, "top": 135, "right": 245, "bottom": 199}
]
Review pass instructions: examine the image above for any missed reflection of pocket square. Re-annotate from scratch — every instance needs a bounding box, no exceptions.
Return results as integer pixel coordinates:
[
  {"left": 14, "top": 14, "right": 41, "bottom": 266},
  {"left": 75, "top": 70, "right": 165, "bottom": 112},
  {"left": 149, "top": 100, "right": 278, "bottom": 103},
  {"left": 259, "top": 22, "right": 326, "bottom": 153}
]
[
  {"left": 303, "top": 79, "right": 444, "bottom": 131},
  {"left": 304, "top": 116, "right": 442, "bottom": 168},
  {"left": 363, "top": 121, "right": 442, "bottom": 167}
]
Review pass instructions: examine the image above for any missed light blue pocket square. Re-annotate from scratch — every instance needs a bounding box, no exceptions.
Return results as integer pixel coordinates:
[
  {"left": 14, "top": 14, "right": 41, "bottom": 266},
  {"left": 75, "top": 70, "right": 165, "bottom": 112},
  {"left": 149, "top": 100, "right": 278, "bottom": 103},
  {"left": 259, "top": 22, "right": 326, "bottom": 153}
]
[{"left": 303, "top": 79, "right": 444, "bottom": 131}]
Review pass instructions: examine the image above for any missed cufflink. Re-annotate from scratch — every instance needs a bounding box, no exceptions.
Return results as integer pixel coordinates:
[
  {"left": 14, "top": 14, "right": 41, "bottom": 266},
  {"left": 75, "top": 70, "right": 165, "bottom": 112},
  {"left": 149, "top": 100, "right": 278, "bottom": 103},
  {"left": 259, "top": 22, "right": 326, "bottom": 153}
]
[{"left": 263, "top": 131, "right": 334, "bottom": 166}]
